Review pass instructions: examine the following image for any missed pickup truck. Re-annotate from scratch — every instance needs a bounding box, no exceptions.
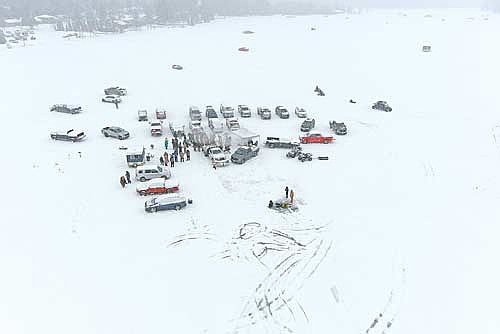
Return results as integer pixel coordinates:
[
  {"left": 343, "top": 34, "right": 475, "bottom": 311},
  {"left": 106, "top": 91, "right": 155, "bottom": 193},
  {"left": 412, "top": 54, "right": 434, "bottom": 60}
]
[
  {"left": 299, "top": 132, "right": 334, "bottom": 144},
  {"left": 136, "top": 178, "right": 179, "bottom": 196},
  {"left": 231, "top": 146, "right": 259, "bottom": 164},
  {"left": 265, "top": 137, "right": 300, "bottom": 149}
]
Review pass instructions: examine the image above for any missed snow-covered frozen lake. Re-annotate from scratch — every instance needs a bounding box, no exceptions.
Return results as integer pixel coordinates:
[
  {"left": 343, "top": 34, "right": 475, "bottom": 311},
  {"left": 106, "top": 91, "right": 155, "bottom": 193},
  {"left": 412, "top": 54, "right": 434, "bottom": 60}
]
[{"left": 1, "top": 8, "right": 499, "bottom": 334}]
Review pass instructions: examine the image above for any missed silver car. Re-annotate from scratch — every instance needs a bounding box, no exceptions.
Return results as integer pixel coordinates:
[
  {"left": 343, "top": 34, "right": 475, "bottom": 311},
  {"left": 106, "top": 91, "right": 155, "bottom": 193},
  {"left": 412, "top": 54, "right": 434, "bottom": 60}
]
[{"left": 101, "top": 126, "right": 129, "bottom": 140}]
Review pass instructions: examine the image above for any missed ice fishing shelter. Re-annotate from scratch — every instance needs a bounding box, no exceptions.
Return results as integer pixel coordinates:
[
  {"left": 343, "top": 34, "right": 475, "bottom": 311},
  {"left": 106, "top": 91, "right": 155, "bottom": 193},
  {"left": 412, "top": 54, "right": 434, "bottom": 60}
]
[{"left": 230, "top": 128, "right": 260, "bottom": 146}]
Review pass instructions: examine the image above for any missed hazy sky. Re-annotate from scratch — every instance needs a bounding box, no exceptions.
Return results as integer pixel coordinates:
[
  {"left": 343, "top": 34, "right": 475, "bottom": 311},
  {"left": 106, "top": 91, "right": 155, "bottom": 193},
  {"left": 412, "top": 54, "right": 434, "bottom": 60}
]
[{"left": 272, "top": 0, "right": 483, "bottom": 8}]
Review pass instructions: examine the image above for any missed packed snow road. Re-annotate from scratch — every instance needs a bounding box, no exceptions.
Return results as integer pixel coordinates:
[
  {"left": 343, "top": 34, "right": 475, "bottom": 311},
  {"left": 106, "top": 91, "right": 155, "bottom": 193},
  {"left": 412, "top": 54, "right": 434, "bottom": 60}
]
[{"left": 0, "top": 9, "right": 499, "bottom": 334}]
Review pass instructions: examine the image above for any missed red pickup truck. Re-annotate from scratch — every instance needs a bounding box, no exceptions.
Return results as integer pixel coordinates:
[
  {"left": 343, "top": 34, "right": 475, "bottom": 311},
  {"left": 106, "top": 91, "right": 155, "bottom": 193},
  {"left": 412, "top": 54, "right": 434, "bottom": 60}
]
[
  {"left": 299, "top": 132, "right": 334, "bottom": 144},
  {"left": 136, "top": 178, "right": 179, "bottom": 196}
]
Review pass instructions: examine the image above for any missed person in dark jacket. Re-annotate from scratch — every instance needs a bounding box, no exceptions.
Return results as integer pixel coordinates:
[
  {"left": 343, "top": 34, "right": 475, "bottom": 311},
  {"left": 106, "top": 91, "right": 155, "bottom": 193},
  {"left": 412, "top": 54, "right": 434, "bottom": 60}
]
[
  {"left": 268, "top": 200, "right": 274, "bottom": 208},
  {"left": 120, "top": 176, "right": 126, "bottom": 188},
  {"left": 125, "top": 171, "right": 131, "bottom": 184},
  {"left": 186, "top": 149, "right": 191, "bottom": 161},
  {"left": 285, "top": 186, "right": 289, "bottom": 199},
  {"left": 160, "top": 156, "right": 164, "bottom": 165},
  {"left": 170, "top": 156, "right": 175, "bottom": 167},
  {"left": 174, "top": 150, "right": 178, "bottom": 162}
]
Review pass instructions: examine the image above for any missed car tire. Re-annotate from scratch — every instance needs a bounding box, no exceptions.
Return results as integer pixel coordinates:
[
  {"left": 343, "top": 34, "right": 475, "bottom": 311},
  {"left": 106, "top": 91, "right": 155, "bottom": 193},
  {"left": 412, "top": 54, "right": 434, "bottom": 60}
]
[
  {"left": 104, "top": 132, "right": 109, "bottom": 137},
  {"left": 175, "top": 205, "right": 181, "bottom": 211},
  {"left": 162, "top": 175, "right": 168, "bottom": 179},
  {"left": 153, "top": 207, "right": 158, "bottom": 213},
  {"left": 140, "top": 177, "right": 146, "bottom": 182},
  {"left": 323, "top": 140, "right": 329, "bottom": 144},
  {"left": 140, "top": 191, "right": 146, "bottom": 196}
]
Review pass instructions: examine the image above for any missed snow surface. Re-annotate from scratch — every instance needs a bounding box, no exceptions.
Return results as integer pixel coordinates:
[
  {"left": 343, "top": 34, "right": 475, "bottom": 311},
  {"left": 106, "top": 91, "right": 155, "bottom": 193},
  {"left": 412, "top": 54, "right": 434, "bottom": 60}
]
[{"left": 1, "top": 8, "right": 500, "bottom": 334}]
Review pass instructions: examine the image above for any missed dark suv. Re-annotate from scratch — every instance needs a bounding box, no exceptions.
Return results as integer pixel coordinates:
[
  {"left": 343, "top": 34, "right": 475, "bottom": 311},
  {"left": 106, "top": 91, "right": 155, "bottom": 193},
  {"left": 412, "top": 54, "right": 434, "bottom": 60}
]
[
  {"left": 275, "top": 106, "right": 290, "bottom": 119},
  {"left": 300, "top": 118, "right": 315, "bottom": 132}
]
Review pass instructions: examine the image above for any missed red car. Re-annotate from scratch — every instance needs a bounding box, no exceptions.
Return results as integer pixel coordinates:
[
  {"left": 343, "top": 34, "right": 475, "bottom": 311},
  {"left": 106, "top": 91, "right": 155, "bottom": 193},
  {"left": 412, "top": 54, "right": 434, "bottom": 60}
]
[
  {"left": 156, "top": 109, "right": 166, "bottom": 119},
  {"left": 299, "top": 132, "right": 334, "bottom": 144},
  {"left": 238, "top": 47, "right": 250, "bottom": 52},
  {"left": 136, "top": 178, "right": 179, "bottom": 196}
]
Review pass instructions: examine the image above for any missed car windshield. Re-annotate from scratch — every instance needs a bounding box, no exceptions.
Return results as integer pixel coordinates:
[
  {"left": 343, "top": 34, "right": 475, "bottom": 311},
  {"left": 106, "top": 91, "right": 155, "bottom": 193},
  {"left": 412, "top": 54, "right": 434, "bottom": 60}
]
[
  {"left": 212, "top": 149, "right": 222, "bottom": 154},
  {"left": 235, "top": 148, "right": 246, "bottom": 155}
]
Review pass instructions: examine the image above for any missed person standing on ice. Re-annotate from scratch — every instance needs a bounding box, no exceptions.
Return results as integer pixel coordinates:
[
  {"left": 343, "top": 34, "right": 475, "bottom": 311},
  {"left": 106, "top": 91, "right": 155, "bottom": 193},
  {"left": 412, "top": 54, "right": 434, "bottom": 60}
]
[
  {"left": 125, "top": 171, "right": 131, "bottom": 184},
  {"left": 180, "top": 151, "right": 185, "bottom": 162},
  {"left": 186, "top": 149, "right": 191, "bottom": 161},
  {"left": 170, "top": 156, "right": 175, "bottom": 168},
  {"left": 285, "top": 186, "right": 289, "bottom": 199},
  {"left": 290, "top": 189, "right": 295, "bottom": 204},
  {"left": 159, "top": 156, "right": 164, "bottom": 165},
  {"left": 163, "top": 152, "right": 169, "bottom": 166},
  {"left": 164, "top": 137, "right": 169, "bottom": 150},
  {"left": 120, "top": 176, "right": 126, "bottom": 188}
]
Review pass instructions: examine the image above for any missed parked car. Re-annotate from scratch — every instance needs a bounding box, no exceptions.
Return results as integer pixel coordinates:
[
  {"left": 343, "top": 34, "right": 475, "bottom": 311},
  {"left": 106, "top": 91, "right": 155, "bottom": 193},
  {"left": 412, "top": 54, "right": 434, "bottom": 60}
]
[
  {"left": 265, "top": 137, "right": 300, "bottom": 149},
  {"left": 206, "top": 106, "right": 218, "bottom": 119},
  {"left": 189, "top": 120, "right": 203, "bottom": 132},
  {"left": 169, "top": 122, "right": 185, "bottom": 137},
  {"left": 150, "top": 122, "right": 163, "bottom": 136},
  {"left": 189, "top": 106, "right": 202, "bottom": 121},
  {"left": 208, "top": 118, "right": 225, "bottom": 133},
  {"left": 226, "top": 117, "right": 240, "bottom": 131},
  {"left": 372, "top": 101, "right": 392, "bottom": 112},
  {"left": 102, "top": 95, "right": 121, "bottom": 104},
  {"left": 101, "top": 126, "right": 129, "bottom": 140},
  {"left": 50, "top": 129, "right": 86, "bottom": 142},
  {"left": 238, "top": 105, "right": 251, "bottom": 118},
  {"left": 144, "top": 194, "right": 189, "bottom": 212},
  {"left": 300, "top": 118, "right": 316, "bottom": 132},
  {"left": 104, "top": 87, "right": 127, "bottom": 96},
  {"left": 50, "top": 104, "right": 82, "bottom": 114},
  {"left": 329, "top": 121, "right": 347, "bottom": 135},
  {"left": 231, "top": 146, "right": 259, "bottom": 164},
  {"left": 138, "top": 110, "right": 148, "bottom": 121},
  {"left": 136, "top": 178, "right": 179, "bottom": 196},
  {"left": 257, "top": 107, "right": 272, "bottom": 120},
  {"left": 299, "top": 132, "right": 334, "bottom": 144},
  {"left": 295, "top": 107, "right": 307, "bottom": 118},
  {"left": 156, "top": 108, "right": 166, "bottom": 119},
  {"left": 206, "top": 146, "right": 229, "bottom": 166},
  {"left": 172, "top": 64, "right": 183, "bottom": 70},
  {"left": 275, "top": 106, "right": 290, "bottom": 119},
  {"left": 220, "top": 105, "right": 235, "bottom": 118},
  {"left": 135, "top": 164, "right": 171, "bottom": 182}
]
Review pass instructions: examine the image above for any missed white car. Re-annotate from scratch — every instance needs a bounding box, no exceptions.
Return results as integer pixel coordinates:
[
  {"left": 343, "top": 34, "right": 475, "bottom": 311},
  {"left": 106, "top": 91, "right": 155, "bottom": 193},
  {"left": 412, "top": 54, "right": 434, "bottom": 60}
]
[
  {"left": 150, "top": 122, "right": 163, "bottom": 136},
  {"left": 102, "top": 95, "right": 122, "bottom": 103},
  {"left": 207, "top": 146, "right": 229, "bottom": 166},
  {"left": 226, "top": 117, "right": 240, "bottom": 131},
  {"left": 295, "top": 107, "right": 307, "bottom": 118}
]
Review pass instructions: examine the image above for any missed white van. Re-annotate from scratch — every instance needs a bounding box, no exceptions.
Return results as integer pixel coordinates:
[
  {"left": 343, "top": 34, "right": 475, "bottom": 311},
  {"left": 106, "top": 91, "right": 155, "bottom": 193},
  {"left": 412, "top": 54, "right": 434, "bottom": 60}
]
[{"left": 135, "top": 164, "right": 171, "bottom": 182}]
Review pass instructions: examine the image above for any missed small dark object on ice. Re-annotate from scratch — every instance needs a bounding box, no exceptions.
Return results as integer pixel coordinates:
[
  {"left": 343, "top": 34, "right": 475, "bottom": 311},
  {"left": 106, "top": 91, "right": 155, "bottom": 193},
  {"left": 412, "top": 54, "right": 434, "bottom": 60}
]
[{"left": 349, "top": 99, "right": 356, "bottom": 103}]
